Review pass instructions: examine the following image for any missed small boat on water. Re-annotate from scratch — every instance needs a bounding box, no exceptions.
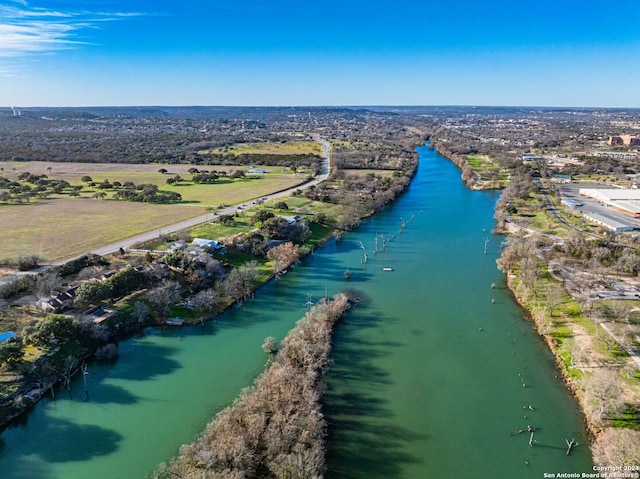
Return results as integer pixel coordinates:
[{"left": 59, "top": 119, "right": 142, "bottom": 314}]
[
  {"left": 344, "top": 269, "right": 351, "bottom": 279},
  {"left": 383, "top": 267, "right": 393, "bottom": 271}
]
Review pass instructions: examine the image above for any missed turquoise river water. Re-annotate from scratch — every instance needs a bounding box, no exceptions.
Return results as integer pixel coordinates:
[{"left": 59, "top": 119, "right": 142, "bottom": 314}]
[{"left": 0, "top": 145, "right": 592, "bottom": 478}]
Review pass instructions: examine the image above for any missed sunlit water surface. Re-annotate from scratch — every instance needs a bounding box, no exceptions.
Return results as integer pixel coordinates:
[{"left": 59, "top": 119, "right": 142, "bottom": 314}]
[{"left": 0, "top": 145, "right": 592, "bottom": 479}]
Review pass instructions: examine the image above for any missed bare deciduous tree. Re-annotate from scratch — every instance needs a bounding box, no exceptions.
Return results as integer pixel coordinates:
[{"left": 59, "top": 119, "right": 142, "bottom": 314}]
[
  {"left": 592, "top": 428, "right": 640, "bottom": 467},
  {"left": 519, "top": 255, "right": 539, "bottom": 290},
  {"left": 190, "top": 289, "right": 218, "bottom": 313},
  {"left": 153, "top": 294, "right": 351, "bottom": 479},
  {"left": 607, "top": 301, "right": 630, "bottom": 324},
  {"left": 147, "top": 280, "right": 181, "bottom": 315},
  {"left": 545, "top": 285, "right": 565, "bottom": 317},
  {"left": 218, "top": 261, "right": 258, "bottom": 302},
  {"left": 584, "top": 371, "right": 624, "bottom": 425},
  {"left": 261, "top": 336, "right": 277, "bottom": 354},
  {"left": 35, "top": 271, "right": 60, "bottom": 298},
  {"left": 267, "top": 242, "right": 300, "bottom": 277},
  {"left": 131, "top": 301, "right": 151, "bottom": 324}
]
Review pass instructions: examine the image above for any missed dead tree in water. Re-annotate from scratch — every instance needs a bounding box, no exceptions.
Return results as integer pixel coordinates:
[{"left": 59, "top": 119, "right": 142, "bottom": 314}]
[
  {"left": 359, "top": 242, "right": 368, "bottom": 263},
  {"left": 82, "top": 363, "right": 89, "bottom": 401},
  {"left": 566, "top": 438, "right": 577, "bottom": 455}
]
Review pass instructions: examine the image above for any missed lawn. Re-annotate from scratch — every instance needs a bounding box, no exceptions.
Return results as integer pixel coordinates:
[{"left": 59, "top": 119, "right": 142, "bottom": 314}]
[
  {"left": 0, "top": 161, "right": 303, "bottom": 205},
  {"left": 274, "top": 196, "right": 343, "bottom": 218},
  {"left": 466, "top": 154, "right": 509, "bottom": 185},
  {"left": 162, "top": 175, "right": 303, "bottom": 207},
  {"left": 342, "top": 169, "right": 397, "bottom": 178}
]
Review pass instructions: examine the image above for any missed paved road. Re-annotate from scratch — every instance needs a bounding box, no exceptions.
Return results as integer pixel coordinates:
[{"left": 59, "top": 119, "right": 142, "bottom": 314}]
[
  {"left": 77, "top": 138, "right": 332, "bottom": 262},
  {"left": 534, "top": 177, "right": 580, "bottom": 233}
]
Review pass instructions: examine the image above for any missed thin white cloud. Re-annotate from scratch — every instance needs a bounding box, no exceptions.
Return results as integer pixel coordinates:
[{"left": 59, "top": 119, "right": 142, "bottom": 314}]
[
  {"left": 0, "top": 2, "right": 143, "bottom": 71},
  {"left": 0, "top": 6, "right": 71, "bottom": 18}
]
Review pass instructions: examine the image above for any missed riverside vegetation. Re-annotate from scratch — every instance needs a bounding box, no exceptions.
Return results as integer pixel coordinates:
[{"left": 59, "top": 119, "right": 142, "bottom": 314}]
[
  {"left": 152, "top": 294, "right": 351, "bottom": 479},
  {"left": 429, "top": 108, "right": 640, "bottom": 467}
]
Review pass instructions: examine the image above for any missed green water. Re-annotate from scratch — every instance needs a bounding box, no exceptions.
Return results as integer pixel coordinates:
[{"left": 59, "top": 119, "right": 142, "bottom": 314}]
[{"left": 0, "top": 145, "right": 592, "bottom": 478}]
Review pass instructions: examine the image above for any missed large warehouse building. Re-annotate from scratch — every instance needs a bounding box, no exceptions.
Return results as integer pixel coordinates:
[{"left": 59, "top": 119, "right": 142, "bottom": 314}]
[{"left": 579, "top": 188, "right": 640, "bottom": 218}]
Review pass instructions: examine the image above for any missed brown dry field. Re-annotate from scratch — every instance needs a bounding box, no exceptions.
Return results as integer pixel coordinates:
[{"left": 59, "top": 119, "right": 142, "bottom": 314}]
[
  {"left": 0, "top": 162, "right": 305, "bottom": 262},
  {"left": 1, "top": 161, "right": 289, "bottom": 184},
  {"left": 0, "top": 198, "right": 206, "bottom": 262}
]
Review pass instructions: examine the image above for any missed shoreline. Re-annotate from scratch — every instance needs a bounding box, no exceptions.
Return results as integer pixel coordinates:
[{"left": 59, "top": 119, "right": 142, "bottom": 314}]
[
  {"left": 0, "top": 147, "right": 420, "bottom": 432},
  {"left": 153, "top": 293, "right": 352, "bottom": 478},
  {"left": 435, "top": 146, "right": 602, "bottom": 446},
  {"left": 504, "top": 273, "right": 601, "bottom": 440}
]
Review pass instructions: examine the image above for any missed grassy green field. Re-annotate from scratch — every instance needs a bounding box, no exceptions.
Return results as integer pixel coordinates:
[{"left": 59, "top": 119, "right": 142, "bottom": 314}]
[
  {"left": 0, "top": 161, "right": 301, "bottom": 205},
  {"left": 342, "top": 169, "right": 396, "bottom": 178},
  {"left": 466, "top": 154, "right": 509, "bottom": 186},
  {"left": 200, "top": 140, "right": 322, "bottom": 156},
  {"left": 163, "top": 176, "right": 302, "bottom": 207}
]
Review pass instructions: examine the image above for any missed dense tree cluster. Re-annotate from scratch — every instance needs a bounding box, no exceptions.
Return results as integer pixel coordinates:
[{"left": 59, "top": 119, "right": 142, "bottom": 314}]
[
  {"left": 240, "top": 232, "right": 269, "bottom": 257},
  {"left": 0, "top": 172, "right": 73, "bottom": 203},
  {"left": 252, "top": 210, "right": 275, "bottom": 223},
  {"left": 267, "top": 242, "right": 300, "bottom": 276},
  {"left": 22, "top": 314, "right": 81, "bottom": 349},
  {"left": 54, "top": 254, "right": 109, "bottom": 278},
  {"left": 558, "top": 233, "right": 640, "bottom": 277},
  {"left": 260, "top": 217, "right": 310, "bottom": 244},
  {"left": 303, "top": 162, "right": 416, "bottom": 228},
  {"left": 0, "top": 340, "right": 24, "bottom": 368},
  {"left": 191, "top": 170, "right": 221, "bottom": 183},
  {"left": 112, "top": 183, "right": 181, "bottom": 203},
  {"left": 74, "top": 268, "right": 146, "bottom": 307},
  {"left": 0, "top": 274, "right": 37, "bottom": 299},
  {"left": 217, "top": 261, "right": 259, "bottom": 303}
]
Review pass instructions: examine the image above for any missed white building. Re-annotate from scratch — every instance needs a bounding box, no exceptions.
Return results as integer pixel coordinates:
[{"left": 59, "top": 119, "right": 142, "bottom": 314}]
[
  {"left": 579, "top": 188, "right": 640, "bottom": 217},
  {"left": 582, "top": 212, "right": 638, "bottom": 233}
]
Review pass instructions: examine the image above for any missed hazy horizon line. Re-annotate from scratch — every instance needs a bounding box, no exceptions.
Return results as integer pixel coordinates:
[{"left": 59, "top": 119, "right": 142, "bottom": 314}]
[{"left": 4, "top": 104, "right": 640, "bottom": 110}]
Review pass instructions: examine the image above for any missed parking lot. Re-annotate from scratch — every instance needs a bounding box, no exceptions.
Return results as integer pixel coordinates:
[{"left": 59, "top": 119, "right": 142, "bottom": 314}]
[{"left": 555, "top": 183, "right": 640, "bottom": 232}]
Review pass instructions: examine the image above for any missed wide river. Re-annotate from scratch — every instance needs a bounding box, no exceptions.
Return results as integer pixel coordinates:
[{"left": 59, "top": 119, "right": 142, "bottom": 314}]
[{"left": 0, "top": 145, "right": 592, "bottom": 478}]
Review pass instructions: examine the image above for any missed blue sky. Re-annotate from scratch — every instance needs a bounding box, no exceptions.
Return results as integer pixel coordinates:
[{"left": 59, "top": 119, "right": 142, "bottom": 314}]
[{"left": 1, "top": 0, "right": 639, "bottom": 107}]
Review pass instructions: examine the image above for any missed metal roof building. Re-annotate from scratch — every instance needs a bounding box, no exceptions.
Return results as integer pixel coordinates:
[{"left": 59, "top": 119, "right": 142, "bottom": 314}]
[{"left": 579, "top": 188, "right": 640, "bottom": 217}]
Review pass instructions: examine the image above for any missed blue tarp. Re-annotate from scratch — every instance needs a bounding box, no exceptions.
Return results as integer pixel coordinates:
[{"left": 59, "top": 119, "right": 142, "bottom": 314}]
[{"left": 0, "top": 331, "right": 17, "bottom": 343}]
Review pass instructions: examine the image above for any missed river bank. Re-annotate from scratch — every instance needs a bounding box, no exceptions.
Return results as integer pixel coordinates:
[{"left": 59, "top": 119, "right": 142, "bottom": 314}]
[
  {"left": 436, "top": 144, "right": 640, "bottom": 466},
  {"left": 504, "top": 273, "right": 595, "bottom": 433},
  {"left": 441, "top": 144, "right": 597, "bottom": 410},
  {"left": 499, "top": 245, "right": 640, "bottom": 466}
]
